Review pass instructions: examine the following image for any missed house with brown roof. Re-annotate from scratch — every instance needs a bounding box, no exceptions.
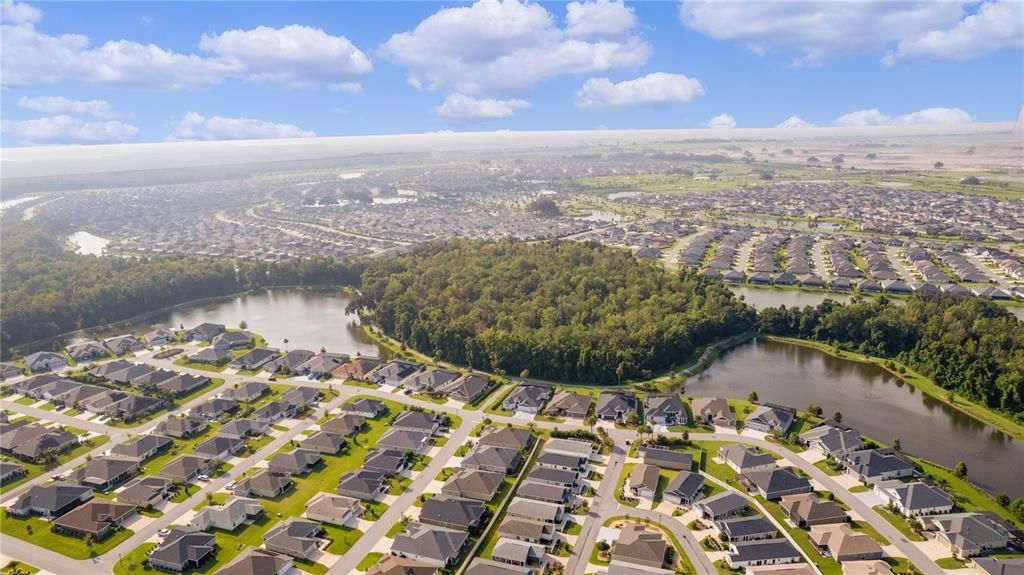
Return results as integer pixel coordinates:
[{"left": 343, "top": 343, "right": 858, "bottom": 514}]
[
  {"left": 52, "top": 500, "right": 136, "bottom": 540},
  {"left": 612, "top": 523, "right": 668, "bottom": 569},
  {"left": 810, "top": 524, "right": 884, "bottom": 561},
  {"left": 780, "top": 493, "right": 848, "bottom": 527}
]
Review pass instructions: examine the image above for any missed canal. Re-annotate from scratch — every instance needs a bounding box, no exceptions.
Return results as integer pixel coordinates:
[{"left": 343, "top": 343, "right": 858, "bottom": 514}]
[{"left": 689, "top": 337, "right": 1023, "bottom": 498}]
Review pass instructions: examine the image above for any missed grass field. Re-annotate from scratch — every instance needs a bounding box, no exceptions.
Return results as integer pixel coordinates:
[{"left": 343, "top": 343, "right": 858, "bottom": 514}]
[{"left": 0, "top": 516, "right": 134, "bottom": 559}]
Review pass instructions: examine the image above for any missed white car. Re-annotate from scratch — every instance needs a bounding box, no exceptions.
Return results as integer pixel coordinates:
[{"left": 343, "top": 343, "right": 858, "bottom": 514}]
[
  {"left": 197, "top": 474, "right": 210, "bottom": 481},
  {"left": 158, "top": 528, "right": 171, "bottom": 536}
]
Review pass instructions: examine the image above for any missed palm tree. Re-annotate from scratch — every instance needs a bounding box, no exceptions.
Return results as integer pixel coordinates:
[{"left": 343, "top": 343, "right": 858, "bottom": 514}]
[{"left": 283, "top": 338, "right": 289, "bottom": 352}]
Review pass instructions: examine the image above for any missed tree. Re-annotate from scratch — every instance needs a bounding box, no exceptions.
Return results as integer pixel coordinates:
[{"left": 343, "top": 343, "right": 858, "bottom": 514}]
[
  {"left": 832, "top": 411, "right": 842, "bottom": 423},
  {"left": 626, "top": 411, "right": 642, "bottom": 426},
  {"left": 934, "top": 161, "right": 944, "bottom": 169},
  {"left": 892, "top": 437, "right": 901, "bottom": 451},
  {"left": 238, "top": 320, "right": 248, "bottom": 330},
  {"left": 954, "top": 461, "right": 968, "bottom": 478},
  {"left": 748, "top": 391, "right": 759, "bottom": 403},
  {"left": 596, "top": 541, "right": 610, "bottom": 552},
  {"left": 996, "top": 493, "right": 1011, "bottom": 507},
  {"left": 584, "top": 415, "right": 597, "bottom": 432},
  {"left": 283, "top": 338, "right": 289, "bottom": 351}
]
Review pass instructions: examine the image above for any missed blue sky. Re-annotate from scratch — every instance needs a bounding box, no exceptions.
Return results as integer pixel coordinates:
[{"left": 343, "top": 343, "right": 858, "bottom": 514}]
[{"left": 1, "top": 0, "right": 1021, "bottom": 145}]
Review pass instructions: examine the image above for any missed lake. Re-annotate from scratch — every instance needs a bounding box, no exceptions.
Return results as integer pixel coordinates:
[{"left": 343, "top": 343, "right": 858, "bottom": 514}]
[
  {"left": 66, "top": 231, "right": 110, "bottom": 256},
  {"left": 689, "top": 337, "right": 1023, "bottom": 497}
]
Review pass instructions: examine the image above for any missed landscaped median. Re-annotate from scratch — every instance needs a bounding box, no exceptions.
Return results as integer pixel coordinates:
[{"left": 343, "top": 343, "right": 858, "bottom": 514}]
[{"left": 600, "top": 515, "right": 699, "bottom": 575}]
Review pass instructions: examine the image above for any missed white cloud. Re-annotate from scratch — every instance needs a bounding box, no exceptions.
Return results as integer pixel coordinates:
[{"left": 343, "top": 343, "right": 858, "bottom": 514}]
[
  {"left": 435, "top": 93, "right": 531, "bottom": 123},
  {"left": 1, "top": 2, "right": 371, "bottom": 90},
  {"left": 883, "top": 0, "right": 1023, "bottom": 65},
  {"left": 198, "top": 25, "right": 372, "bottom": 88},
  {"left": 1, "top": 0, "right": 39, "bottom": 24},
  {"left": 17, "top": 96, "right": 115, "bottom": 118},
  {"left": 575, "top": 72, "right": 704, "bottom": 110},
  {"left": 166, "top": 112, "right": 315, "bottom": 141},
  {"left": 2, "top": 115, "right": 138, "bottom": 145},
  {"left": 834, "top": 107, "right": 973, "bottom": 126},
  {"left": 379, "top": 0, "right": 651, "bottom": 97},
  {"left": 679, "top": 0, "right": 966, "bottom": 66},
  {"left": 328, "top": 82, "right": 363, "bottom": 94},
  {"left": 776, "top": 115, "right": 815, "bottom": 128},
  {"left": 566, "top": 0, "right": 637, "bottom": 37},
  {"left": 707, "top": 113, "right": 736, "bottom": 129}
]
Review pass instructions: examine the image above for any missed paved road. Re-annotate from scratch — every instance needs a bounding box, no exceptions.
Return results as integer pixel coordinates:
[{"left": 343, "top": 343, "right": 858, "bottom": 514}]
[
  {"left": 326, "top": 421, "right": 472, "bottom": 575},
  {"left": 565, "top": 442, "right": 627, "bottom": 575},
  {"left": 627, "top": 507, "right": 716, "bottom": 575},
  {"left": 3, "top": 401, "right": 113, "bottom": 433}
]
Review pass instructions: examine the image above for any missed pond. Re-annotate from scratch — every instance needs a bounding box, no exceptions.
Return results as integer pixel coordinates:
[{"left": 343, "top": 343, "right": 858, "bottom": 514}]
[
  {"left": 690, "top": 337, "right": 1023, "bottom": 498},
  {"left": 66, "top": 231, "right": 110, "bottom": 256}
]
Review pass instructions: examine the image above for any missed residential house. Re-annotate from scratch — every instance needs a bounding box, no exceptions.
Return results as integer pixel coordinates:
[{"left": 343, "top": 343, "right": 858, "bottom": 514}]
[
  {"left": 498, "top": 518, "right": 555, "bottom": 547},
  {"left": 0, "top": 363, "right": 25, "bottom": 380},
  {"left": 720, "top": 445, "right": 776, "bottom": 474},
  {"left": 68, "top": 456, "right": 139, "bottom": 491},
  {"left": 148, "top": 529, "right": 217, "bottom": 573},
  {"left": 526, "top": 468, "right": 578, "bottom": 491},
  {"left": 52, "top": 500, "right": 136, "bottom": 540},
  {"left": 265, "top": 349, "right": 315, "bottom": 374},
  {"left": 157, "top": 415, "right": 209, "bottom": 439},
  {"left": 24, "top": 351, "right": 69, "bottom": 373},
  {"left": 211, "top": 331, "right": 253, "bottom": 350},
  {"left": 305, "top": 493, "right": 363, "bottom": 526},
  {"left": 595, "top": 392, "right": 637, "bottom": 421},
  {"left": 628, "top": 463, "right": 661, "bottom": 500},
  {"left": 117, "top": 476, "right": 173, "bottom": 508},
  {"left": 874, "top": 481, "right": 954, "bottom": 517},
  {"left": 0, "top": 462, "right": 26, "bottom": 484},
  {"left": 368, "top": 359, "right": 424, "bottom": 386},
  {"left": 0, "top": 420, "right": 79, "bottom": 463},
  {"left": 104, "top": 335, "right": 145, "bottom": 355},
  {"left": 333, "top": 357, "right": 382, "bottom": 381},
  {"left": 922, "top": 513, "right": 1010, "bottom": 557},
  {"left": 268, "top": 449, "right": 322, "bottom": 476},
  {"left": 216, "top": 549, "right": 293, "bottom": 575},
  {"left": 400, "top": 369, "right": 460, "bottom": 393},
  {"left": 692, "top": 397, "right": 736, "bottom": 428},
  {"left": 66, "top": 340, "right": 108, "bottom": 362},
  {"left": 842, "top": 561, "right": 896, "bottom": 575},
  {"left": 144, "top": 328, "right": 177, "bottom": 347},
  {"left": 160, "top": 455, "right": 213, "bottom": 483},
  {"left": 842, "top": 449, "right": 915, "bottom": 484},
  {"left": 188, "top": 347, "right": 232, "bottom": 365},
  {"left": 184, "top": 322, "right": 225, "bottom": 342},
  {"left": 263, "top": 519, "right": 325, "bottom": 559},
  {"left": 343, "top": 398, "right": 388, "bottom": 418},
  {"left": 364, "top": 450, "right": 410, "bottom": 476},
  {"left": 194, "top": 435, "right": 245, "bottom": 461},
  {"left": 300, "top": 431, "right": 347, "bottom": 454},
  {"left": 190, "top": 496, "right": 264, "bottom": 531},
  {"left": 744, "top": 467, "right": 813, "bottom": 500},
  {"left": 222, "top": 381, "right": 271, "bottom": 402},
  {"left": 640, "top": 447, "right": 693, "bottom": 471},
  {"left": 974, "top": 558, "right": 1024, "bottom": 575},
  {"left": 337, "top": 470, "right": 388, "bottom": 500},
  {"left": 368, "top": 556, "right": 438, "bottom": 575},
  {"left": 320, "top": 413, "right": 367, "bottom": 437},
  {"left": 800, "top": 423, "right": 864, "bottom": 458},
  {"left": 9, "top": 483, "right": 93, "bottom": 518},
  {"left": 281, "top": 386, "right": 322, "bottom": 408},
  {"left": 644, "top": 394, "right": 687, "bottom": 425},
  {"left": 435, "top": 373, "right": 493, "bottom": 404},
  {"left": 810, "top": 524, "right": 885, "bottom": 561},
  {"left": 420, "top": 495, "right": 487, "bottom": 531},
  {"left": 251, "top": 401, "right": 296, "bottom": 424},
  {"left": 501, "top": 385, "right": 552, "bottom": 414},
  {"left": 718, "top": 515, "right": 778, "bottom": 542},
  {"left": 442, "top": 468, "right": 505, "bottom": 502},
  {"left": 104, "top": 394, "right": 165, "bottom": 422},
  {"left": 745, "top": 405, "right": 796, "bottom": 435},
  {"left": 479, "top": 426, "right": 534, "bottom": 452},
  {"left": 233, "top": 469, "right": 293, "bottom": 498},
  {"left": 159, "top": 374, "right": 208, "bottom": 398},
  {"left": 612, "top": 523, "right": 667, "bottom": 569},
  {"left": 727, "top": 540, "right": 802, "bottom": 569},
  {"left": 697, "top": 492, "right": 750, "bottom": 520},
  {"left": 544, "top": 438, "right": 594, "bottom": 460},
  {"left": 505, "top": 498, "right": 564, "bottom": 526},
  {"left": 108, "top": 434, "right": 173, "bottom": 462},
  {"left": 390, "top": 522, "right": 470, "bottom": 568},
  {"left": 378, "top": 429, "right": 432, "bottom": 453},
  {"left": 392, "top": 411, "right": 444, "bottom": 435},
  {"left": 535, "top": 452, "right": 587, "bottom": 473},
  {"left": 516, "top": 481, "right": 570, "bottom": 505},
  {"left": 664, "top": 471, "right": 705, "bottom": 506},
  {"left": 491, "top": 539, "right": 546, "bottom": 568},
  {"left": 780, "top": 493, "right": 848, "bottom": 527},
  {"left": 191, "top": 397, "right": 240, "bottom": 420},
  {"left": 219, "top": 418, "right": 269, "bottom": 439},
  {"left": 462, "top": 445, "right": 523, "bottom": 475},
  {"left": 295, "top": 353, "right": 348, "bottom": 379},
  {"left": 543, "top": 390, "right": 592, "bottom": 419}
]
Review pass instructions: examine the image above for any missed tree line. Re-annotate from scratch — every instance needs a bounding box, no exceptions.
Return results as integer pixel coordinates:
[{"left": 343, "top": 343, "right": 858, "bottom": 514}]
[
  {"left": 350, "top": 238, "right": 756, "bottom": 383},
  {"left": 756, "top": 295, "right": 1023, "bottom": 418},
  {"left": 0, "top": 223, "right": 362, "bottom": 356}
]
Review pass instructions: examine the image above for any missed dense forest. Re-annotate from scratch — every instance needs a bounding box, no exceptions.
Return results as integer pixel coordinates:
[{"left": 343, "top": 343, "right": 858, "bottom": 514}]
[
  {"left": 0, "top": 223, "right": 362, "bottom": 356},
  {"left": 757, "top": 295, "right": 1024, "bottom": 417},
  {"left": 351, "top": 239, "right": 756, "bottom": 383}
]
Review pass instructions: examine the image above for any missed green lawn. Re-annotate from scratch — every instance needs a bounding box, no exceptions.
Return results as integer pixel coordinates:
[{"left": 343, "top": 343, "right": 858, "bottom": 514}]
[
  {"left": 0, "top": 435, "right": 110, "bottom": 494},
  {"left": 2, "top": 561, "right": 39, "bottom": 575},
  {"left": 435, "top": 467, "right": 455, "bottom": 481},
  {"left": 172, "top": 358, "right": 227, "bottom": 373},
  {"left": 343, "top": 380, "right": 380, "bottom": 390},
  {"left": 14, "top": 397, "right": 35, "bottom": 406},
  {"left": 483, "top": 385, "right": 516, "bottom": 417},
  {"left": 913, "top": 457, "right": 1024, "bottom": 530},
  {"left": 38, "top": 402, "right": 56, "bottom": 411},
  {"left": 615, "top": 462, "right": 639, "bottom": 507},
  {"left": 564, "top": 521, "right": 582, "bottom": 535},
  {"left": 321, "top": 524, "right": 363, "bottom": 555},
  {"left": 589, "top": 545, "right": 611, "bottom": 566},
  {"left": 849, "top": 519, "right": 890, "bottom": 545},
  {"left": 64, "top": 408, "right": 81, "bottom": 416},
  {"left": 872, "top": 506, "right": 925, "bottom": 542},
  {"left": 113, "top": 543, "right": 156, "bottom": 575},
  {"left": 814, "top": 459, "right": 842, "bottom": 476},
  {"left": 410, "top": 393, "right": 447, "bottom": 405},
  {"left": 935, "top": 557, "right": 970, "bottom": 569},
  {"left": 386, "top": 520, "right": 407, "bottom": 538},
  {"left": 0, "top": 515, "right": 134, "bottom": 559},
  {"left": 356, "top": 552, "right": 384, "bottom": 572}
]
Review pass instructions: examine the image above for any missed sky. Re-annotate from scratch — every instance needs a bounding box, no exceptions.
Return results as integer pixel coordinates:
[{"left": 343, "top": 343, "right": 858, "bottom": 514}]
[{"left": 1, "top": 0, "right": 1022, "bottom": 146}]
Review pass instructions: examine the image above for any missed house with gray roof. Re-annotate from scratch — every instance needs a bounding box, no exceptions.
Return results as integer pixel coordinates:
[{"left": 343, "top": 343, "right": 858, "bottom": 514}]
[
  {"left": 343, "top": 398, "right": 388, "bottom": 418},
  {"left": 281, "top": 386, "right": 322, "bottom": 408},
  {"left": 191, "top": 397, "right": 239, "bottom": 420},
  {"left": 194, "top": 435, "right": 245, "bottom": 460},
  {"left": 664, "top": 471, "right": 705, "bottom": 506},
  {"left": 212, "top": 331, "right": 253, "bottom": 350},
  {"left": 544, "top": 438, "right": 594, "bottom": 459},
  {"left": 105, "top": 393, "right": 165, "bottom": 422},
  {"left": 491, "top": 538, "right": 546, "bottom": 568},
  {"left": 390, "top": 522, "right": 470, "bottom": 568},
  {"left": 296, "top": 353, "right": 348, "bottom": 379},
  {"left": 923, "top": 513, "right": 1009, "bottom": 557},
  {"left": 505, "top": 498, "right": 564, "bottom": 526},
  {"left": 233, "top": 469, "right": 292, "bottom": 498},
  {"left": 269, "top": 449, "right": 322, "bottom": 476},
  {"left": 744, "top": 467, "right": 813, "bottom": 500},
  {"left": 467, "top": 558, "right": 535, "bottom": 575},
  {"left": 368, "top": 556, "right": 439, "bottom": 575},
  {"left": 479, "top": 426, "right": 534, "bottom": 452},
  {"left": 190, "top": 496, "right": 264, "bottom": 531},
  {"left": 974, "top": 558, "right": 1024, "bottom": 575},
  {"left": 535, "top": 452, "right": 587, "bottom": 473},
  {"left": 874, "top": 481, "right": 953, "bottom": 517},
  {"left": 117, "top": 476, "right": 173, "bottom": 508},
  {"left": 144, "top": 328, "right": 176, "bottom": 347},
  {"left": 644, "top": 394, "right": 687, "bottom": 425},
  {"left": 800, "top": 423, "right": 863, "bottom": 458},
  {"left": 718, "top": 515, "right": 778, "bottom": 542},
  {"left": 305, "top": 492, "right": 362, "bottom": 526},
  {"left": 420, "top": 495, "right": 487, "bottom": 531},
  {"left": 369, "top": 359, "right": 424, "bottom": 386},
  {"left": 543, "top": 390, "right": 591, "bottom": 419},
  {"left": 160, "top": 455, "right": 213, "bottom": 483},
  {"left": 364, "top": 450, "right": 410, "bottom": 476},
  {"left": 0, "top": 462, "right": 26, "bottom": 484},
  {"left": 337, "top": 470, "right": 388, "bottom": 500},
  {"left": 104, "top": 334, "right": 145, "bottom": 355},
  {"left": 842, "top": 449, "right": 915, "bottom": 484},
  {"left": 727, "top": 539, "right": 802, "bottom": 569},
  {"left": 400, "top": 369, "right": 460, "bottom": 393},
  {"left": 251, "top": 400, "right": 296, "bottom": 424},
  {"left": 149, "top": 529, "right": 217, "bottom": 572},
  {"left": 264, "top": 518, "right": 325, "bottom": 559},
  {"left": 24, "top": 351, "right": 69, "bottom": 373},
  {"left": 628, "top": 463, "right": 660, "bottom": 500},
  {"left": 222, "top": 381, "right": 270, "bottom": 402},
  {"left": 746, "top": 405, "right": 796, "bottom": 434},
  {"left": 108, "top": 434, "right": 173, "bottom": 462},
  {"left": 228, "top": 348, "right": 279, "bottom": 371},
  {"left": 265, "top": 349, "right": 315, "bottom": 374},
  {"left": 596, "top": 392, "right": 637, "bottom": 421},
  {"left": 9, "top": 483, "right": 93, "bottom": 518},
  {"left": 435, "top": 373, "right": 493, "bottom": 404},
  {"left": 217, "top": 549, "right": 293, "bottom": 575},
  {"left": 612, "top": 523, "right": 667, "bottom": 569},
  {"left": 442, "top": 468, "right": 505, "bottom": 502},
  {"left": 300, "top": 431, "right": 347, "bottom": 454},
  {"left": 321, "top": 413, "right": 367, "bottom": 436},
  {"left": 69, "top": 456, "right": 139, "bottom": 491},
  {"left": 378, "top": 428, "right": 432, "bottom": 453},
  {"left": 501, "top": 385, "right": 553, "bottom": 415},
  {"left": 516, "top": 481, "right": 570, "bottom": 505},
  {"left": 462, "top": 445, "right": 523, "bottom": 475},
  {"left": 720, "top": 445, "right": 776, "bottom": 474},
  {"left": 0, "top": 363, "right": 24, "bottom": 380},
  {"left": 0, "top": 420, "right": 79, "bottom": 463},
  {"left": 157, "top": 415, "right": 209, "bottom": 438},
  {"left": 184, "top": 323, "right": 225, "bottom": 342},
  {"left": 697, "top": 491, "right": 750, "bottom": 520},
  {"left": 640, "top": 447, "right": 693, "bottom": 471},
  {"left": 526, "top": 467, "right": 577, "bottom": 490},
  {"left": 66, "top": 340, "right": 108, "bottom": 362},
  {"left": 392, "top": 411, "right": 444, "bottom": 435},
  {"left": 780, "top": 493, "right": 848, "bottom": 527},
  {"left": 188, "top": 346, "right": 232, "bottom": 365},
  {"left": 219, "top": 418, "right": 268, "bottom": 439},
  {"left": 498, "top": 518, "right": 555, "bottom": 546}
]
